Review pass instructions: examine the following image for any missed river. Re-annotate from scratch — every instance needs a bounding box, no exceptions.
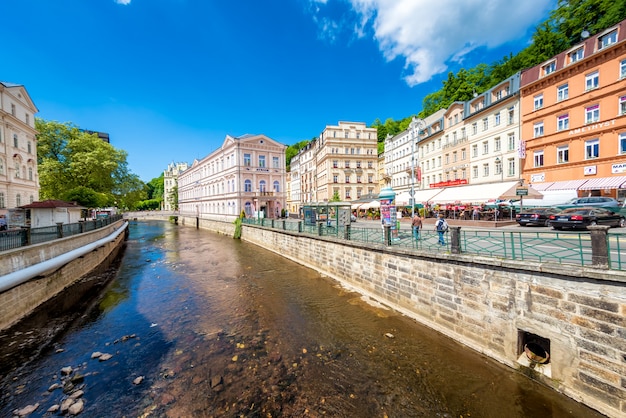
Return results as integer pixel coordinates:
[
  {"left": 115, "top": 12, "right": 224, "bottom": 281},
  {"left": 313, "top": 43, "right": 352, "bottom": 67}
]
[{"left": 0, "top": 220, "right": 605, "bottom": 417}]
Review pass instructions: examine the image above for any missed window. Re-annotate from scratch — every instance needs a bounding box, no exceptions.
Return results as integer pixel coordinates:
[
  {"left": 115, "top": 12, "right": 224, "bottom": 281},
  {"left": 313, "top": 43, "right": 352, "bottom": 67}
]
[
  {"left": 356, "top": 161, "right": 361, "bottom": 168},
  {"left": 368, "top": 174, "right": 373, "bottom": 183},
  {"left": 14, "top": 162, "right": 20, "bottom": 178},
  {"left": 258, "top": 155, "right": 266, "bottom": 167},
  {"left": 272, "top": 156, "right": 280, "bottom": 168},
  {"left": 367, "top": 161, "right": 373, "bottom": 169},
  {"left": 534, "top": 150, "right": 544, "bottom": 168},
  {"left": 472, "top": 144, "right": 478, "bottom": 157},
  {"left": 333, "top": 175, "right": 338, "bottom": 183},
  {"left": 244, "top": 154, "right": 251, "bottom": 166},
  {"left": 344, "top": 160, "right": 350, "bottom": 168},
  {"left": 273, "top": 181, "right": 280, "bottom": 192},
  {"left": 28, "top": 167, "right": 33, "bottom": 180},
  {"left": 494, "top": 137, "right": 501, "bottom": 152},
  {"left": 482, "top": 141, "right": 489, "bottom": 155},
  {"left": 557, "top": 114, "right": 569, "bottom": 131},
  {"left": 508, "top": 159, "right": 516, "bottom": 177},
  {"left": 0, "top": 159, "right": 3, "bottom": 175},
  {"left": 345, "top": 175, "right": 350, "bottom": 183},
  {"left": 508, "top": 107, "right": 515, "bottom": 124},
  {"left": 11, "top": 104, "right": 16, "bottom": 116},
  {"left": 356, "top": 175, "right": 362, "bottom": 183},
  {"left": 620, "top": 133, "right": 626, "bottom": 154},
  {"left": 259, "top": 180, "right": 266, "bottom": 192},
  {"left": 483, "top": 164, "right": 489, "bottom": 177},
  {"left": 620, "top": 96, "right": 626, "bottom": 115},
  {"left": 482, "top": 118, "right": 488, "bottom": 131},
  {"left": 507, "top": 133, "right": 515, "bottom": 151},
  {"left": 557, "top": 84, "right": 569, "bottom": 101},
  {"left": 621, "top": 59, "right": 626, "bottom": 79},
  {"left": 569, "top": 48, "right": 584, "bottom": 63},
  {"left": 599, "top": 30, "right": 617, "bottom": 49},
  {"left": 585, "top": 71, "right": 599, "bottom": 90},
  {"left": 472, "top": 166, "right": 478, "bottom": 178},
  {"left": 585, "top": 139, "right": 599, "bottom": 159},
  {"left": 13, "top": 134, "right": 18, "bottom": 148},
  {"left": 557, "top": 145, "right": 569, "bottom": 163},
  {"left": 453, "top": 151, "right": 458, "bottom": 162},
  {"left": 585, "top": 105, "right": 600, "bottom": 123},
  {"left": 533, "top": 122, "right": 544, "bottom": 138},
  {"left": 534, "top": 94, "right": 543, "bottom": 110},
  {"left": 16, "top": 194, "right": 21, "bottom": 206},
  {"left": 0, "top": 192, "right": 4, "bottom": 208},
  {"left": 494, "top": 112, "right": 500, "bottom": 126},
  {"left": 332, "top": 160, "right": 338, "bottom": 168},
  {"left": 543, "top": 61, "right": 556, "bottom": 75},
  {"left": 472, "top": 123, "right": 477, "bottom": 135}
]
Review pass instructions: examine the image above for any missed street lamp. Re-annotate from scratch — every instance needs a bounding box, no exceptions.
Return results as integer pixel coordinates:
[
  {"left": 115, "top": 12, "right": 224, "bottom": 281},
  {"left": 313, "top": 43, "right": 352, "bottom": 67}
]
[{"left": 408, "top": 117, "right": 425, "bottom": 218}]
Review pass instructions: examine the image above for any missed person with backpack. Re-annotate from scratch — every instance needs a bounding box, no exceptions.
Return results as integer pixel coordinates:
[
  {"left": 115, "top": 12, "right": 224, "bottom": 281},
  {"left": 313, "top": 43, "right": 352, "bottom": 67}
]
[{"left": 434, "top": 213, "right": 448, "bottom": 246}]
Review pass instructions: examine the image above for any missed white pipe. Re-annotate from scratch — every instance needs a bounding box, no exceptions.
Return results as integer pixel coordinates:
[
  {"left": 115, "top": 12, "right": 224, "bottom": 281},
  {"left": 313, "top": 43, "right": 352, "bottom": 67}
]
[{"left": 0, "top": 222, "right": 128, "bottom": 293}]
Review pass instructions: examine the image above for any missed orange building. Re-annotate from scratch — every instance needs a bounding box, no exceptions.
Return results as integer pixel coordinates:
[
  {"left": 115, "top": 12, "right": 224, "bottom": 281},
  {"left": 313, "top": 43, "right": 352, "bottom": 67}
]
[{"left": 520, "top": 19, "right": 626, "bottom": 203}]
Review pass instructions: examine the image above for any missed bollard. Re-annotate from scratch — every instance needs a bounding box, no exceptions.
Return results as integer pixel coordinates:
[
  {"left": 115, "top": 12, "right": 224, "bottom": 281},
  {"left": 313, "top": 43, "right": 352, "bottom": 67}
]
[
  {"left": 298, "top": 221, "right": 303, "bottom": 233},
  {"left": 384, "top": 225, "right": 391, "bottom": 246},
  {"left": 283, "top": 220, "right": 286, "bottom": 230},
  {"left": 345, "top": 224, "right": 351, "bottom": 240},
  {"left": 318, "top": 222, "right": 323, "bottom": 236},
  {"left": 587, "top": 225, "right": 610, "bottom": 268},
  {"left": 450, "top": 226, "right": 462, "bottom": 254}
]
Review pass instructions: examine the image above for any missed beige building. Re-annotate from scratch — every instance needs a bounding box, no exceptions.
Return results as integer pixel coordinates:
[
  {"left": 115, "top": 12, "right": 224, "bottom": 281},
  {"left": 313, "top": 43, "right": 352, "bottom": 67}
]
[
  {"left": 315, "top": 121, "right": 378, "bottom": 202},
  {"left": 0, "top": 81, "right": 39, "bottom": 216},
  {"left": 178, "top": 134, "right": 287, "bottom": 219},
  {"left": 163, "top": 162, "right": 188, "bottom": 211}
]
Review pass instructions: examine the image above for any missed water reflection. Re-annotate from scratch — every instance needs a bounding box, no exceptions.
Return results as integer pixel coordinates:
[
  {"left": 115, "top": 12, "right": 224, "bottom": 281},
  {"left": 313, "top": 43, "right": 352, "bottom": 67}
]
[{"left": 0, "top": 221, "right": 605, "bottom": 417}]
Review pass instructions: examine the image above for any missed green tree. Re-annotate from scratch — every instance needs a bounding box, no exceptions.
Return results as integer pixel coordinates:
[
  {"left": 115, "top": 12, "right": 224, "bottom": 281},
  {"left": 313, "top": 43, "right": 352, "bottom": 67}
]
[
  {"left": 36, "top": 119, "right": 145, "bottom": 209},
  {"left": 146, "top": 174, "right": 164, "bottom": 201},
  {"left": 330, "top": 191, "right": 341, "bottom": 202},
  {"left": 286, "top": 139, "right": 311, "bottom": 171},
  {"left": 168, "top": 184, "right": 179, "bottom": 210},
  {"left": 63, "top": 186, "right": 109, "bottom": 208}
]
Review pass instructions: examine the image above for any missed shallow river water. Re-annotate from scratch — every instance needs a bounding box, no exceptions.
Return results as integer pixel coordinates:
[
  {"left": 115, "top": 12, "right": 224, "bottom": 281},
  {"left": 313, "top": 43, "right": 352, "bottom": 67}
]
[{"left": 0, "top": 221, "right": 606, "bottom": 417}]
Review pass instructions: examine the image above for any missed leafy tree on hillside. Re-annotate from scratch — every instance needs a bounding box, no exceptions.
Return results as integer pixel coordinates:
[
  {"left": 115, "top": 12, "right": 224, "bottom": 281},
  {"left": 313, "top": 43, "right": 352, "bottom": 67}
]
[{"left": 286, "top": 139, "right": 312, "bottom": 171}]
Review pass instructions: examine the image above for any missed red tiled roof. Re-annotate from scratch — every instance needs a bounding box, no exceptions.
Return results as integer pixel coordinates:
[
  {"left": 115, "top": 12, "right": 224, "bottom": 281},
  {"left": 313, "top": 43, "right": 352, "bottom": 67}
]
[{"left": 19, "top": 200, "right": 86, "bottom": 209}]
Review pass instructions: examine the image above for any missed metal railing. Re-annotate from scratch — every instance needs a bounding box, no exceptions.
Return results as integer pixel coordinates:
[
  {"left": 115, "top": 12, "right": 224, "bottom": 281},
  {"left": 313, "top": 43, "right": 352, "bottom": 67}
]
[
  {"left": 0, "top": 215, "right": 123, "bottom": 252},
  {"left": 242, "top": 218, "right": 624, "bottom": 270}
]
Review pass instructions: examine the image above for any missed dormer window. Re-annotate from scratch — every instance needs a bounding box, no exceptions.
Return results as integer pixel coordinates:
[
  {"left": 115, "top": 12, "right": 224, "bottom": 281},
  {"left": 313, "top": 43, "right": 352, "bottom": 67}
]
[
  {"left": 543, "top": 61, "right": 556, "bottom": 76},
  {"left": 598, "top": 30, "right": 617, "bottom": 49},
  {"left": 569, "top": 48, "right": 584, "bottom": 64}
]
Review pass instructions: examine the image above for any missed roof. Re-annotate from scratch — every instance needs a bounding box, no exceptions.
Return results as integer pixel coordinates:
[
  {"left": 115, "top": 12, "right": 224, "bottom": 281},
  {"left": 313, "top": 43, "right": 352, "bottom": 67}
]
[
  {"left": 19, "top": 200, "right": 86, "bottom": 209},
  {"left": 0, "top": 81, "right": 23, "bottom": 88}
]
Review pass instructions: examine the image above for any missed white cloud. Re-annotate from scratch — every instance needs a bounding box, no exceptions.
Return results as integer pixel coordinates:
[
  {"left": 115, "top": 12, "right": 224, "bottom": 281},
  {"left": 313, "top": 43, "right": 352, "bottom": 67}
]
[
  {"left": 314, "top": 0, "right": 554, "bottom": 86},
  {"left": 115, "top": 0, "right": 131, "bottom": 5}
]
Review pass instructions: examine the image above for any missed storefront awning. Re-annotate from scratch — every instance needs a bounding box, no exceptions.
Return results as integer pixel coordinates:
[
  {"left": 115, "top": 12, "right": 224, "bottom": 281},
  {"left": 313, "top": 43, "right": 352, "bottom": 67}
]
[
  {"left": 529, "top": 182, "right": 554, "bottom": 191},
  {"left": 578, "top": 176, "right": 626, "bottom": 190},
  {"left": 545, "top": 179, "right": 589, "bottom": 190},
  {"left": 395, "top": 188, "right": 444, "bottom": 205},
  {"left": 428, "top": 181, "right": 519, "bottom": 204}
]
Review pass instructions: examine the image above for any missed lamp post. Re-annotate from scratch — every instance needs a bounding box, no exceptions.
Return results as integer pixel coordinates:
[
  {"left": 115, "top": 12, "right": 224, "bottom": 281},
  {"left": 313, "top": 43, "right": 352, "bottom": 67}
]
[{"left": 408, "top": 117, "right": 425, "bottom": 218}]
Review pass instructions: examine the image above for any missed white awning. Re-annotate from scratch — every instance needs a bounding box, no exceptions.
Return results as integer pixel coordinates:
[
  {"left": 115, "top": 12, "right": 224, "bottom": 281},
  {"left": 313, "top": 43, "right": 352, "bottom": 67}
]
[
  {"left": 396, "top": 188, "right": 444, "bottom": 205},
  {"left": 428, "top": 181, "right": 519, "bottom": 204},
  {"left": 545, "top": 179, "right": 589, "bottom": 190},
  {"left": 578, "top": 176, "right": 626, "bottom": 190},
  {"left": 529, "top": 182, "right": 554, "bottom": 191}
]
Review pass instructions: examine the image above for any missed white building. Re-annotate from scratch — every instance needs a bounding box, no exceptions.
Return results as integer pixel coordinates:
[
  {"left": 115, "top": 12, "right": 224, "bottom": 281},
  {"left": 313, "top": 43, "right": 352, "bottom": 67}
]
[
  {"left": 163, "top": 161, "right": 188, "bottom": 211},
  {"left": 0, "top": 81, "right": 39, "bottom": 216},
  {"left": 178, "top": 134, "right": 287, "bottom": 219}
]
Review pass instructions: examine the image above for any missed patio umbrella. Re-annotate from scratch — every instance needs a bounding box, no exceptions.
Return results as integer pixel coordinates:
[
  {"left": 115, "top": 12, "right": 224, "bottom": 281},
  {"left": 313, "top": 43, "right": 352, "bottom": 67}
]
[
  {"left": 498, "top": 184, "right": 544, "bottom": 200},
  {"left": 360, "top": 200, "right": 381, "bottom": 210}
]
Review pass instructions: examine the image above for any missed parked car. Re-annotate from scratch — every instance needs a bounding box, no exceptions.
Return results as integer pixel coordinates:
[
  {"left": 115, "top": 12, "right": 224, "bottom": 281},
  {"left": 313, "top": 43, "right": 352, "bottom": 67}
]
[
  {"left": 561, "top": 196, "right": 619, "bottom": 207},
  {"left": 548, "top": 207, "right": 625, "bottom": 230},
  {"left": 515, "top": 207, "right": 560, "bottom": 227}
]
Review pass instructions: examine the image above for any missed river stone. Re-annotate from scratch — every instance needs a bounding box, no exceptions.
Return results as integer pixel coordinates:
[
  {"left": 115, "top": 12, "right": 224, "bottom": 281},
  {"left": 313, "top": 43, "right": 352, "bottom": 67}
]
[
  {"left": 60, "top": 398, "right": 74, "bottom": 413},
  {"left": 70, "top": 373, "right": 85, "bottom": 383},
  {"left": 91, "top": 351, "right": 103, "bottom": 359},
  {"left": 68, "top": 398, "right": 84, "bottom": 415},
  {"left": 47, "top": 404, "right": 60, "bottom": 413},
  {"left": 14, "top": 403, "right": 39, "bottom": 416},
  {"left": 210, "top": 375, "right": 223, "bottom": 388},
  {"left": 70, "top": 389, "right": 84, "bottom": 399},
  {"left": 99, "top": 353, "right": 113, "bottom": 361},
  {"left": 385, "top": 333, "right": 395, "bottom": 339},
  {"left": 133, "top": 376, "right": 144, "bottom": 385},
  {"left": 61, "top": 366, "right": 73, "bottom": 375},
  {"left": 48, "top": 383, "right": 61, "bottom": 392}
]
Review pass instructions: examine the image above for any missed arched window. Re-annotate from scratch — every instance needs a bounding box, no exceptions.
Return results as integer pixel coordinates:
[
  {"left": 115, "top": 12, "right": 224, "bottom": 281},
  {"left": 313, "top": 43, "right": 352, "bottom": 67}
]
[
  {"left": 259, "top": 180, "right": 266, "bottom": 192},
  {"left": 244, "top": 180, "right": 252, "bottom": 192},
  {"left": 273, "top": 181, "right": 280, "bottom": 192}
]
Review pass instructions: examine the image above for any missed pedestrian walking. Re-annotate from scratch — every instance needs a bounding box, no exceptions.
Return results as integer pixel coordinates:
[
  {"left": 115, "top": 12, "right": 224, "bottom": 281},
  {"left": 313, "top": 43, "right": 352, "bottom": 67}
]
[
  {"left": 434, "top": 213, "right": 448, "bottom": 246},
  {"left": 411, "top": 213, "right": 422, "bottom": 240}
]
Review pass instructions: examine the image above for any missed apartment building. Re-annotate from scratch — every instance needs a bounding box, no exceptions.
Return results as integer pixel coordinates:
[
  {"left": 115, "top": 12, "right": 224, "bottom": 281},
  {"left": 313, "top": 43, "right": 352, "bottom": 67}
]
[
  {"left": 521, "top": 18, "right": 626, "bottom": 202},
  {"left": 0, "top": 82, "right": 39, "bottom": 216},
  {"left": 315, "top": 121, "right": 378, "bottom": 202},
  {"left": 178, "top": 134, "right": 286, "bottom": 219},
  {"left": 163, "top": 161, "right": 188, "bottom": 211},
  {"left": 288, "top": 153, "right": 301, "bottom": 215}
]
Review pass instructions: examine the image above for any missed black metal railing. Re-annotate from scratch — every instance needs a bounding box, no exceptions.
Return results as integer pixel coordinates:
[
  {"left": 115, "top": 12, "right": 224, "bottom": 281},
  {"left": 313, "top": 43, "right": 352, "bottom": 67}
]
[{"left": 0, "top": 215, "right": 123, "bottom": 252}]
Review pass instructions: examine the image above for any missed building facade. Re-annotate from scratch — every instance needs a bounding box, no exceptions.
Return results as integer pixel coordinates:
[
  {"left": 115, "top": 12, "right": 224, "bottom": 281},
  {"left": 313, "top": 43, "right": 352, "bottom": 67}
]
[
  {"left": 0, "top": 82, "right": 39, "bottom": 216},
  {"left": 163, "top": 161, "right": 188, "bottom": 211},
  {"left": 178, "top": 134, "right": 287, "bottom": 219},
  {"left": 521, "top": 19, "right": 626, "bottom": 202},
  {"left": 315, "top": 121, "right": 378, "bottom": 202}
]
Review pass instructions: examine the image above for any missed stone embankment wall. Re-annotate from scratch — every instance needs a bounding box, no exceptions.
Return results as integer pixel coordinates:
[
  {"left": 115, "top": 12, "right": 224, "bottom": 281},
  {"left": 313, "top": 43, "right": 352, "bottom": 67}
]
[
  {"left": 238, "top": 225, "right": 626, "bottom": 418},
  {"left": 0, "top": 220, "right": 127, "bottom": 330}
]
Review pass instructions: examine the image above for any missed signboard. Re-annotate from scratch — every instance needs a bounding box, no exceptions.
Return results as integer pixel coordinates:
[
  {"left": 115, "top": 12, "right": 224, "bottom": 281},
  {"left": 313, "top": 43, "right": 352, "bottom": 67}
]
[
  {"left": 612, "top": 162, "right": 626, "bottom": 174},
  {"left": 516, "top": 188, "right": 529, "bottom": 196}
]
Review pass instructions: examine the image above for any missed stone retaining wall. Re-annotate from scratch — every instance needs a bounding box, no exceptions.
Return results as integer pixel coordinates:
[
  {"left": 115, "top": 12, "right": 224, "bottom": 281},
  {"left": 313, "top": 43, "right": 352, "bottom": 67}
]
[
  {"left": 0, "top": 221, "right": 127, "bottom": 330},
  {"left": 237, "top": 224, "right": 625, "bottom": 418}
]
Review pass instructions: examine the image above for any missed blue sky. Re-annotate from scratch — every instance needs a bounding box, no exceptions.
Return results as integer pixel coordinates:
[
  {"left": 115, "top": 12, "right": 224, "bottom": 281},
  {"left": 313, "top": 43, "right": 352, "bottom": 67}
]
[{"left": 4, "top": 0, "right": 555, "bottom": 182}]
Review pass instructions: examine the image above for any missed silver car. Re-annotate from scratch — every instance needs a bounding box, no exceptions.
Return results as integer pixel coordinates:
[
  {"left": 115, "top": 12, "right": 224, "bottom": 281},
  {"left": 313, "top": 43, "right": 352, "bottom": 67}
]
[{"left": 562, "top": 197, "right": 619, "bottom": 207}]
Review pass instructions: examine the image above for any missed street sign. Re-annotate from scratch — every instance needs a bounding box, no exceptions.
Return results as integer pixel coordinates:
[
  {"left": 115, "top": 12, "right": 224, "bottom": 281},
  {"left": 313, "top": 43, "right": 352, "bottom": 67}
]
[{"left": 516, "top": 188, "right": 529, "bottom": 196}]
